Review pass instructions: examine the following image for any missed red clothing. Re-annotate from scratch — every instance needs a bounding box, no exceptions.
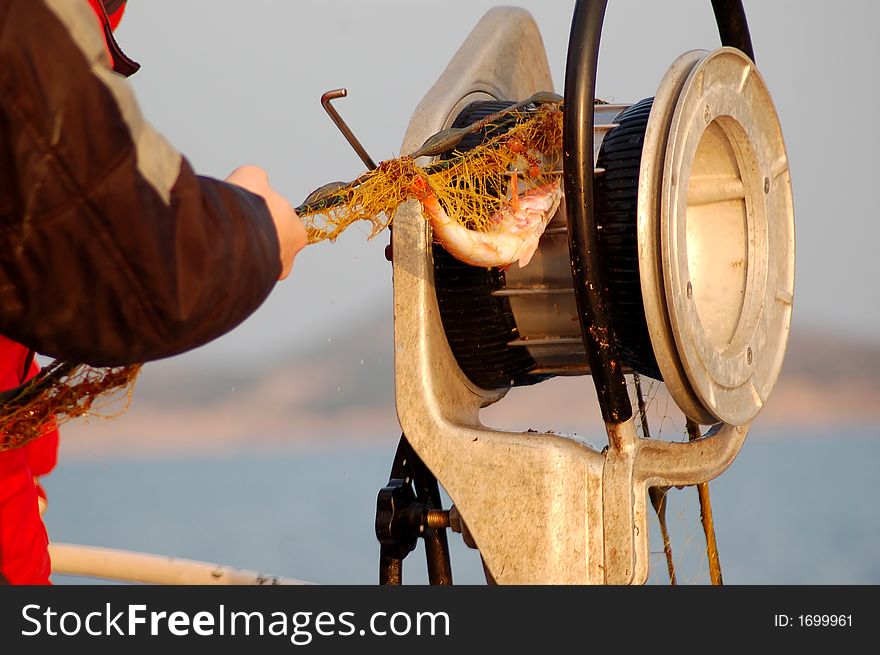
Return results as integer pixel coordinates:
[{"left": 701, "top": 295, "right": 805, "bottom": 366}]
[
  {"left": 89, "top": 0, "right": 126, "bottom": 30},
  {"left": 0, "top": 336, "right": 59, "bottom": 585},
  {"left": 0, "top": 0, "right": 117, "bottom": 586},
  {"left": 1, "top": 0, "right": 280, "bottom": 582},
  {"left": 85, "top": 0, "right": 139, "bottom": 76}
]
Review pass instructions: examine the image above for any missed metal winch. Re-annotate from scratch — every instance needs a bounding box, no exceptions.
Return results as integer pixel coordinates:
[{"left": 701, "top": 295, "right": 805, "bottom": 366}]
[{"left": 381, "top": 0, "right": 794, "bottom": 584}]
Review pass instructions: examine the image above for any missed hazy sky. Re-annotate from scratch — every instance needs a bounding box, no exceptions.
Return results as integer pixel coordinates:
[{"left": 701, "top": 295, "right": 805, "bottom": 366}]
[{"left": 114, "top": 0, "right": 879, "bottom": 370}]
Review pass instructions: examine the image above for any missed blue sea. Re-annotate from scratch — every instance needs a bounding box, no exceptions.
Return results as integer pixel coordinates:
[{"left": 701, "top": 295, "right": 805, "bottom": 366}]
[{"left": 42, "top": 430, "right": 879, "bottom": 585}]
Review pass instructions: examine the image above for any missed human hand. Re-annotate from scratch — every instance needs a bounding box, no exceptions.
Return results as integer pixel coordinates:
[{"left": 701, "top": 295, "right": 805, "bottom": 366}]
[{"left": 225, "top": 166, "right": 307, "bottom": 280}]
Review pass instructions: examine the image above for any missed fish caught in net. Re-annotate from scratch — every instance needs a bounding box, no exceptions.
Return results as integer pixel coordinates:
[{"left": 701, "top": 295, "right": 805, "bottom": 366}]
[{"left": 297, "top": 97, "right": 564, "bottom": 269}]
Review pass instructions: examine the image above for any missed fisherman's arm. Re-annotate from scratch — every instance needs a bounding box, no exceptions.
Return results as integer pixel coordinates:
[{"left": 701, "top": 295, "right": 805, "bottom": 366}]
[{"left": 0, "top": 0, "right": 305, "bottom": 366}]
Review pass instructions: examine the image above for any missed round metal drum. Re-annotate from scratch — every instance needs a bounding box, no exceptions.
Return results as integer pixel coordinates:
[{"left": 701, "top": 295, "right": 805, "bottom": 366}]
[{"left": 640, "top": 48, "right": 795, "bottom": 425}]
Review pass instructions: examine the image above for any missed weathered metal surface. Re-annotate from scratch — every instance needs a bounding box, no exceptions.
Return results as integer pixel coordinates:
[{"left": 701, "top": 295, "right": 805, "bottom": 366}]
[{"left": 393, "top": 9, "right": 608, "bottom": 583}]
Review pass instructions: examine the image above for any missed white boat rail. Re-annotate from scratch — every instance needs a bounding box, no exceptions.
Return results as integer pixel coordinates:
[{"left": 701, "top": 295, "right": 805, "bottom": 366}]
[{"left": 49, "top": 543, "right": 313, "bottom": 585}]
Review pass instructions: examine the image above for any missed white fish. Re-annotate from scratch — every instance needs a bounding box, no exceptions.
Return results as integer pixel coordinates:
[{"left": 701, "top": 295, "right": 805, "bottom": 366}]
[{"left": 413, "top": 174, "right": 563, "bottom": 269}]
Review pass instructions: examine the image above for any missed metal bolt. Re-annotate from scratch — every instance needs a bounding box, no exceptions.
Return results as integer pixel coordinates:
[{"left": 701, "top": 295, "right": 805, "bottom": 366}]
[
  {"left": 686, "top": 281, "right": 693, "bottom": 299},
  {"left": 764, "top": 177, "right": 770, "bottom": 194},
  {"left": 426, "top": 509, "right": 450, "bottom": 530},
  {"left": 747, "top": 347, "right": 753, "bottom": 365}
]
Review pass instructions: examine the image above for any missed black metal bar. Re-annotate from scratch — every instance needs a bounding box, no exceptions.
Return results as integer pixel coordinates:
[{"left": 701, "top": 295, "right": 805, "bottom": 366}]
[
  {"left": 563, "top": 0, "right": 632, "bottom": 425},
  {"left": 405, "top": 441, "right": 453, "bottom": 585},
  {"left": 378, "top": 436, "right": 410, "bottom": 585},
  {"left": 379, "top": 555, "right": 402, "bottom": 585},
  {"left": 377, "top": 435, "right": 454, "bottom": 585},
  {"left": 387, "top": 434, "right": 411, "bottom": 481},
  {"left": 711, "top": 0, "right": 755, "bottom": 61}
]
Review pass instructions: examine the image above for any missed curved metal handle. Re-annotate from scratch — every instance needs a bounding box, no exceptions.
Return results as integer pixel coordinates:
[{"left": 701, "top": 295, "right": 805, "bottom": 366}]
[
  {"left": 564, "top": 0, "right": 631, "bottom": 431},
  {"left": 321, "top": 88, "right": 377, "bottom": 170},
  {"left": 635, "top": 422, "right": 750, "bottom": 487}
]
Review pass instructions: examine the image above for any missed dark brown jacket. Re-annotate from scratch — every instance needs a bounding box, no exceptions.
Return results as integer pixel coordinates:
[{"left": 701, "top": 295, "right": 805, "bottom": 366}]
[{"left": 0, "top": 0, "right": 281, "bottom": 366}]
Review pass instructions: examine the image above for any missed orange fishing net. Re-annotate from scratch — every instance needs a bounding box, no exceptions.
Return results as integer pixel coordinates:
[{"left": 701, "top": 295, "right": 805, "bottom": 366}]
[
  {"left": 298, "top": 102, "right": 564, "bottom": 244},
  {"left": 0, "top": 361, "right": 140, "bottom": 452}
]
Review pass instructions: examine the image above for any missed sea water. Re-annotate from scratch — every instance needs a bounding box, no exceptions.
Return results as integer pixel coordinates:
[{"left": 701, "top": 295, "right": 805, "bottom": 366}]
[{"left": 41, "top": 430, "right": 879, "bottom": 585}]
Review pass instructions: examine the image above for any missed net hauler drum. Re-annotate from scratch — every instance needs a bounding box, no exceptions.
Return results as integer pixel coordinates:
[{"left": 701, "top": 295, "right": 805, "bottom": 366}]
[
  {"left": 432, "top": 47, "right": 794, "bottom": 428},
  {"left": 390, "top": 1, "right": 794, "bottom": 584}
]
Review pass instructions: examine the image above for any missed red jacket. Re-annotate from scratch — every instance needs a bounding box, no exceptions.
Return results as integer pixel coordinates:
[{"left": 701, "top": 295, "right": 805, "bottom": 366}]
[
  {"left": 90, "top": 0, "right": 125, "bottom": 30},
  {"left": 1, "top": 0, "right": 194, "bottom": 585},
  {"left": 0, "top": 337, "right": 58, "bottom": 584}
]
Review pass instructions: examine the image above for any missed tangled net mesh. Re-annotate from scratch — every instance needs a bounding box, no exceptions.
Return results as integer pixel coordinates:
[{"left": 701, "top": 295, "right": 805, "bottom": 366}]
[
  {"left": 0, "top": 361, "right": 141, "bottom": 452},
  {"left": 298, "top": 103, "right": 564, "bottom": 244}
]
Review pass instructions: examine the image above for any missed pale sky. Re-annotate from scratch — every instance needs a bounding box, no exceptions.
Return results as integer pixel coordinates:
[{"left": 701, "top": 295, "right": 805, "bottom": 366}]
[{"left": 114, "top": 0, "right": 879, "bottom": 371}]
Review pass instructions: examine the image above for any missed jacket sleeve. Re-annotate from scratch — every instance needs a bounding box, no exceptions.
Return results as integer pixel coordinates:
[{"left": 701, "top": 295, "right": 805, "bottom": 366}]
[{"left": 0, "top": 0, "right": 282, "bottom": 366}]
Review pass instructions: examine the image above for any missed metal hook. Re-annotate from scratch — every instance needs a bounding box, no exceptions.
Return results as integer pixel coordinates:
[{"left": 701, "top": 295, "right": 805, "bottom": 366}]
[{"left": 321, "top": 88, "right": 377, "bottom": 170}]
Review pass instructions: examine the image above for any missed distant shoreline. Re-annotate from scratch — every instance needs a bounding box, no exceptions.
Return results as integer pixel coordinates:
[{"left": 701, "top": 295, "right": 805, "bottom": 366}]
[{"left": 50, "top": 321, "right": 880, "bottom": 461}]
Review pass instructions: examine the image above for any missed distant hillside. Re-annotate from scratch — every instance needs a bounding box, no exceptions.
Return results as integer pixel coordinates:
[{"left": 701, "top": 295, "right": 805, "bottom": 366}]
[{"left": 59, "top": 312, "right": 879, "bottom": 459}]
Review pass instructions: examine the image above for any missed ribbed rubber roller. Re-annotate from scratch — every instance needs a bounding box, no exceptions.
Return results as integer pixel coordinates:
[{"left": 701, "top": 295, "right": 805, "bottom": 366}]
[
  {"left": 432, "top": 101, "right": 549, "bottom": 391},
  {"left": 594, "top": 97, "right": 661, "bottom": 379}
]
